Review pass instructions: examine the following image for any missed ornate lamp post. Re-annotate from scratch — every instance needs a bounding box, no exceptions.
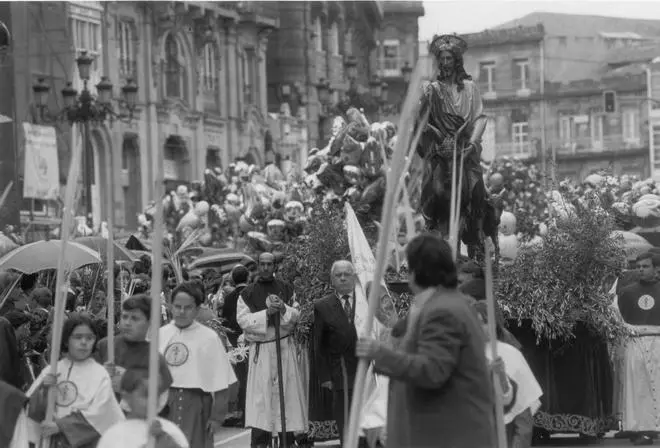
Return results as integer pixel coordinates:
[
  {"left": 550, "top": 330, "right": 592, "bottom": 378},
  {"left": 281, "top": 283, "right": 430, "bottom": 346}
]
[
  {"left": 401, "top": 60, "right": 413, "bottom": 85},
  {"left": 32, "top": 51, "right": 138, "bottom": 222}
]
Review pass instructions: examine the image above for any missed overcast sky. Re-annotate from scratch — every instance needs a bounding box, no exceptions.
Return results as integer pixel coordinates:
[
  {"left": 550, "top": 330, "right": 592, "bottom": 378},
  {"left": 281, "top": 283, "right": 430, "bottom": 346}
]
[{"left": 419, "top": 0, "right": 660, "bottom": 40}]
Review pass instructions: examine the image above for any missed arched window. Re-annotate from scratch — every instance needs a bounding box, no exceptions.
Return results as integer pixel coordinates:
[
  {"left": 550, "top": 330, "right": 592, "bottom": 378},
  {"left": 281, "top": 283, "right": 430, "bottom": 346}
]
[
  {"left": 202, "top": 43, "right": 219, "bottom": 92},
  {"left": 164, "top": 34, "right": 187, "bottom": 100}
]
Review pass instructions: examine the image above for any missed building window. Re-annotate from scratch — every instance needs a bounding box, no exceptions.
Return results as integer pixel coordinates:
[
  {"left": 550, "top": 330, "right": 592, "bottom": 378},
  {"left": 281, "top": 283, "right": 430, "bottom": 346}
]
[
  {"left": 243, "top": 48, "right": 257, "bottom": 105},
  {"left": 328, "top": 22, "right": 339, "bottom": 56},
  {"left": 202, "top": 43, "right": 219, "bottom": 92},
  {"left": 344, "top": 29, "right": 353, "bottom": 55},
  {"left": 478, "top": 61, "right": 496, "bottom": 93},
  {"left": 622, "top": 107, "right": 640, "bottom": 143},
  {"left": 117, "top": 20, "right": 136, "bottom": 79},
  {"left": 591, "top": 113, "right": 604, "bottom": 149},
  {"left": 314, "top": 17, "right": 323, "bottom": 52},
  {"left": 164, "top": 34, "right": 187, "bottom": 100},
  {"left": 512, "top": 121, "right": 529, "bottom": 154},
  {"left": 559, "top": 115, "right": 573, "bottom": 142},
  {"left": 69, "top": 16, "right": 101, "bottom": 71},
  {"left": 206, "top": 148, "right": 221, "bottom": 170},
  {"left": 513, "top": 58, "right": 530, "bottom": 90},
  {"left": 381, "top": 39, "right": 400, "bottom": 73}
]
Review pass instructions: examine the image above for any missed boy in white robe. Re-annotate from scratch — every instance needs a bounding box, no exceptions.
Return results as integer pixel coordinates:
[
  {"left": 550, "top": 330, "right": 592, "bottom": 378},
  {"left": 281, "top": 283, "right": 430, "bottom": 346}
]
[
  {"left": 159, "top": 281, "right": 237, "bottom": 448},
  {"left": 26, "top": 313, "right": 125, "bottom": 448}
]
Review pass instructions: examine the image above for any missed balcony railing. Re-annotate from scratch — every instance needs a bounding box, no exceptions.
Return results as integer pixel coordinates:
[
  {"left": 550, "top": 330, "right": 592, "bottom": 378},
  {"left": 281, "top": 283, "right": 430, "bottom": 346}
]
[
  {"left": 492, "top": 141, "right": 536, "bottom": 158},
  {"left": 550, "top": 134, "right": 644, "bottom": 155}
]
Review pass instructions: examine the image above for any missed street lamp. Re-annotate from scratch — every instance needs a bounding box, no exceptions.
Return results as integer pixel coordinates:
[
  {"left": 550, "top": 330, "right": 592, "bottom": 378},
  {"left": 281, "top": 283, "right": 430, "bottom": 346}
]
[
  {"left": 380, "top": 82, "right": 389, "bottom": 103},
  {"left": 401, "top": 61, "right": 413, "bottom": 84},
  {"left": 31, "top": 51, "right": 139, "bottom": 222},
  {"left": 370, "top": 75, "right": 382, "bottom": 100},
  {"left": 316, "top": 78, "right": 331, "bottom": 105}
]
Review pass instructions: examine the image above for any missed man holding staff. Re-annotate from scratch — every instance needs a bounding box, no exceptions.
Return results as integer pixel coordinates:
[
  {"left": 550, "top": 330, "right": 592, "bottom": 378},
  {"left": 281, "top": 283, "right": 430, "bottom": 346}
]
[
  {"left": 237, "top": 252, "right": 307, "bottom": 448},
  {"left": 356, "top": 233, "right": 495, "bottom": 447}
]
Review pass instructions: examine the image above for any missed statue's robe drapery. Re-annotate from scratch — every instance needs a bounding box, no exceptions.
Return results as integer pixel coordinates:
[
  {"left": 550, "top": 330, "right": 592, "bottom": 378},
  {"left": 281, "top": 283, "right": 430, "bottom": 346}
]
[{"left": 416, "top": 78, "right": 488, "bottom": 238}]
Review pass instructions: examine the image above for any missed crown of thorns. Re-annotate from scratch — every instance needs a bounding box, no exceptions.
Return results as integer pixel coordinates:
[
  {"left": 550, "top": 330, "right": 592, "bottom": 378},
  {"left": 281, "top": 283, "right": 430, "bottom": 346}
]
[{"left": 429, "top": 34, "right": 468, "bottom": 57}]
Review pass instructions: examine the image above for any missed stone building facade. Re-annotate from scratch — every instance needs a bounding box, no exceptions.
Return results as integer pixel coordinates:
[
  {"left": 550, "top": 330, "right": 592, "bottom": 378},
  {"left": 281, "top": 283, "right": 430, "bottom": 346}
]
[
  {"left": 5, "top": 1, "right": 277, "bottom": 230},
  {"left": 375, "top": 1, "right": 424, "bottom": 123},
  {"left": 265, "top": 0, "right": 383, "bottom": 162},
  {"left": 460, "top": 13, "right": 660, "bottom": 181}
]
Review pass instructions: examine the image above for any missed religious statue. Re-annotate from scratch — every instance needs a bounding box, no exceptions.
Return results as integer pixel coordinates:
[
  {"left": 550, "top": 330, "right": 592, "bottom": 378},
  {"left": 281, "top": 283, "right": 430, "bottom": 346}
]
[{"left": 416, "top": 34, "right": 503, "bottom": 258}]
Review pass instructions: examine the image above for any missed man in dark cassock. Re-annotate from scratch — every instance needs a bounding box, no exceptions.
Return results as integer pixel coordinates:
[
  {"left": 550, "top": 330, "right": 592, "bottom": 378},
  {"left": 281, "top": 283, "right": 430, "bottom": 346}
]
[
  {"left": 221, "top": 265, "right": 251, "bottom": 426},
  {"left": 237, "top": 252, "right": 307, "bottom": 448},
  {"left": 616, "top": 252, "right": 660, "bottom": 444}
]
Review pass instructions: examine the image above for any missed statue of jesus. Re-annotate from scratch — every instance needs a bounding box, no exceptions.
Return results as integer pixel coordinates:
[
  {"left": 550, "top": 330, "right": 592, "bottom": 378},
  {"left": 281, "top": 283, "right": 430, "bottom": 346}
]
[{"left": 416, "top": 34, "right": 498, "bottom": 254}]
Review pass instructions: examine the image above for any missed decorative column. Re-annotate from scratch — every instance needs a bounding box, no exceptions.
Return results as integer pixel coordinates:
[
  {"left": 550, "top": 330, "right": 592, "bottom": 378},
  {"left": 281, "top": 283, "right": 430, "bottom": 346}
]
[
  {"left": 225, "top": 21, "right": 239, "bottom": 160},
  {"left": 257, "top": 30, "right": 271, "bottom": 118}
]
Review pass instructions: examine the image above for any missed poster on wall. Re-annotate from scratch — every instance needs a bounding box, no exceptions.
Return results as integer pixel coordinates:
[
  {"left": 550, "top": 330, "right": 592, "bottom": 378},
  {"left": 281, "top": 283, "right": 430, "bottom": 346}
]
[{"left": 22, "top": 122, "right": 59, "bottom": 200}]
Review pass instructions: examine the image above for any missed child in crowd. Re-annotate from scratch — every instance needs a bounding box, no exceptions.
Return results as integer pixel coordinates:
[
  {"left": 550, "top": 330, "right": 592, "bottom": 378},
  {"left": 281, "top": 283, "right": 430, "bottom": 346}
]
[
  {"left": 27, "top": 313, "right": 125, "bottom": 447},
  {"left": 97, "top": 368, "right": 188, "bottom": 448}
]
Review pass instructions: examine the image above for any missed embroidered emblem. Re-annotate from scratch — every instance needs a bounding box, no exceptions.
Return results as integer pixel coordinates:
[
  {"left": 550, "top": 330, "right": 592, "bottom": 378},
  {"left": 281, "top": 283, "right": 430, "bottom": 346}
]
[
  {"left": 164, "top": 342, "right": 189, "bottom": 366},
  {"left": 639, "top": 295, "right": 655, "bottom": 311},
  {"left": 56, "top": 380, "right": 78, "bottom": 407}
]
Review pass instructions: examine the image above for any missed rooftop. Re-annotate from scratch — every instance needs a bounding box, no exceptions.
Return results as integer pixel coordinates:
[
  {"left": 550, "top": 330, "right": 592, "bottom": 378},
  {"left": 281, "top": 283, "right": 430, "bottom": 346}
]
[
  {"left": 461, "top": 24, "right": 544, "bottom": 48},
  {"left": 495, "top": 11, "right": 660, "bottom": 38}
]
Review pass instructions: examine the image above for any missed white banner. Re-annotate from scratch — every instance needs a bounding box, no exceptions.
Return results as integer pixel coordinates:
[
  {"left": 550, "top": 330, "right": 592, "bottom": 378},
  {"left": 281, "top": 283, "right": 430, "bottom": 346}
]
[{"left": 22, "top": 123, "right": 59, "bottom": 200}]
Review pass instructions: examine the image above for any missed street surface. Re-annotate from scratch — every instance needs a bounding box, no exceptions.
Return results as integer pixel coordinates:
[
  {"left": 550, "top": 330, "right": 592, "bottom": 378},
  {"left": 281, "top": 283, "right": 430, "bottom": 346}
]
[{"left": 213, "top": 428, "right": 639, "bottom": 447}]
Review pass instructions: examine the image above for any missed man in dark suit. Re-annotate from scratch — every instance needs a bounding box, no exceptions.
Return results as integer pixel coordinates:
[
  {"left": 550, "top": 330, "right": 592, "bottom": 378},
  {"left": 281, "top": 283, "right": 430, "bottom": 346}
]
[
  {"left": 313, "top": 260, "right": 366, "bottom": 447},
  {"left": 221, "top": 265, "right": 250, "bottom": 427},
  {"left": 357, "top": 233, "right": 496, "bottom": 448}
]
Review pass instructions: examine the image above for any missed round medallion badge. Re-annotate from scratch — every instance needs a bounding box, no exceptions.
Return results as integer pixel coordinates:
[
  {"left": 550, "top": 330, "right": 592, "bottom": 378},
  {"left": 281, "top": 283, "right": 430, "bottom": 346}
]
[
  {"left": 638, "top": 295, "right": 656, "bottom": 311},
  {"left": 164, "top": 342, "right": 190, "bottom": 367},
  {"left": 56, "top": 380, "right": 78, "bottom": 407}
]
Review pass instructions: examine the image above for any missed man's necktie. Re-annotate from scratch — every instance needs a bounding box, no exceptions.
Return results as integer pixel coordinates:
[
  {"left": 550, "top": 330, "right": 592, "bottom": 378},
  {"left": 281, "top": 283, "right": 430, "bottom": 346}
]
[{"left": 342, "top": 294, "right": 352, "bottom": 319}]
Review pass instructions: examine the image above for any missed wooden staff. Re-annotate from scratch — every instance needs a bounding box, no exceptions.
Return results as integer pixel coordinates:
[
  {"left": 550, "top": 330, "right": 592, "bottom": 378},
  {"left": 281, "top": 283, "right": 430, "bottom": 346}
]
[
  {"left": 41, "top": 125, "right": 84, "bottom": 448},
  {"left": 344, "top": 60, "right": 429, "bottom": 448},
  {"left": 147, "top": 147, "right": 165, "bottom": 448},
  {"left": 484, "top": 240, "right": 507, "bottom": 448},
  {"left": 273, "top": 312, "right": 287, "bottom": 447},
  {"left": 105, "top": 145, "right": 115, "bottom": 364}
]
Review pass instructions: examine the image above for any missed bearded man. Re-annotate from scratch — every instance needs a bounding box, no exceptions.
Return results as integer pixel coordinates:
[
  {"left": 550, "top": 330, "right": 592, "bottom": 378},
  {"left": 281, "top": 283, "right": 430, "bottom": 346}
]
[
  {"left": 237, "top": 252, "right": 307, "bottom": 448},
  {"left": 417, "top": 34, "right": 497, "bottom": 250}
]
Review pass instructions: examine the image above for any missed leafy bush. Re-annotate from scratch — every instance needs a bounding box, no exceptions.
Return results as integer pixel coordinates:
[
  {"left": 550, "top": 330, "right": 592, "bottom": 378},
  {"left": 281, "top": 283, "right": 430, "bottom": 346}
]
[{"left": 496, "top": 196, "right": 629, "bottom": 345}]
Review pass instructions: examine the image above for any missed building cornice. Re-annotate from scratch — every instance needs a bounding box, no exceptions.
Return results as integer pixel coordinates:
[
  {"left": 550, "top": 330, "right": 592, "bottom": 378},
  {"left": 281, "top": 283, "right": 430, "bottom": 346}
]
[{"left": 462, "top": 24, "right": 545, "bottom": 49}]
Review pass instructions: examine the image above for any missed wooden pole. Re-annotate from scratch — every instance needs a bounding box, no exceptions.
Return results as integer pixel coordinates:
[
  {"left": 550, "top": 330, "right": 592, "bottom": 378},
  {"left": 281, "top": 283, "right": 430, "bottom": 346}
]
[
  {"left": 41, "top": 123, "right": 84, "bottom": 447},
  {"left": 102, "top": 0, "right": 116, "bottom": 366},
  {"left": 273, "top": 313, "right": 287, "bottom": 447},
  {"left": 147, "top": 139, "right": 165, "bottom": 448},
  {"left": 344, "top": 60, "right": 428, "bottom": 448},
  {"left": 105, "top": 139, "right": 115, "bottom": 364},
  {"left": 484, "top": 240, "right": 507, "bottom": 448}
]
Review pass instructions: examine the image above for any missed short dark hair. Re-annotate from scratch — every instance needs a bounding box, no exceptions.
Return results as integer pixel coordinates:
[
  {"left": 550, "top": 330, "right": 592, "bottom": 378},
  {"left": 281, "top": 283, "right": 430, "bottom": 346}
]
[
  {"left": 122, "top": 294, "right": 152, "bottom": 320},
  {"left": 171, "top": 281, "right": 205, "bottom": 306},
  {"left": 60, "top": 313, "right": 98, "bottom": 354},
  {"left": 31, "top": 287, "right": 53, "bottom": 308},
  {"left": 231, "top": 265, "right": 249, "bottom": 284},
  {"left": 406, "top": 233, "right": 458, "bottom": 288}
]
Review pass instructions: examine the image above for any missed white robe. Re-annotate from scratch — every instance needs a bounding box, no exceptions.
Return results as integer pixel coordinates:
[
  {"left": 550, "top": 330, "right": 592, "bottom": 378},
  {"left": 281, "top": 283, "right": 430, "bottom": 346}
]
[
  {"left": 619, "top": 325, "right": 660, "bottom": 431},
  {"left": 237, "top": 297, "right": 308, "bottom": 432},
  {"left": 159, "top": 320, "right": 237, "bottom": 393},
  {"left": 26, "top": 357, "right": 125, "bottom": 444}
]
